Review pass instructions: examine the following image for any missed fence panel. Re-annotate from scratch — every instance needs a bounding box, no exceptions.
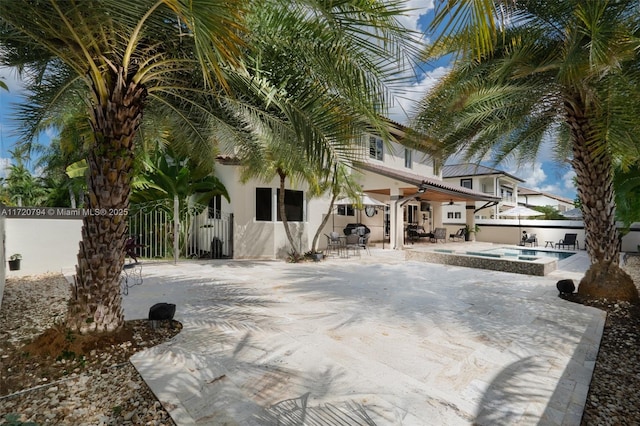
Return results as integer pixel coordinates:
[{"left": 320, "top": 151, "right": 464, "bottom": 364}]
[{"left": 127, "top": 200, "right": 233, "bottom": 260}]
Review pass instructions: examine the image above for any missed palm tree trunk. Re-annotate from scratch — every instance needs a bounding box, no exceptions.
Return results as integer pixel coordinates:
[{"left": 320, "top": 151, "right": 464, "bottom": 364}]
[
  {"left": 311, "top": 190, "right": 338, "bottom": 253},
  {"left": 66, "top": 68, "right": 146, "bottom": 333},
  {"left": 277, "top": 168, "right": 299, "bottom": 258},
  {"left": 565, "top": 97, "right": 638, "bottom": 302}
]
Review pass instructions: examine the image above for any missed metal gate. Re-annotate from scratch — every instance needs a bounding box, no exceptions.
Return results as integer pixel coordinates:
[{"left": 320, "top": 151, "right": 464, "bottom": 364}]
[{"left": 127, "top": 198, "right": 233, "bottom": 260}]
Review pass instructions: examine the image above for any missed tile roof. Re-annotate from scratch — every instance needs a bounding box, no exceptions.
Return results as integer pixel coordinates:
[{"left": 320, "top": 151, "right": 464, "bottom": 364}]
[{"left": 357, "top": 162, "right": 500, "bottom": 202}]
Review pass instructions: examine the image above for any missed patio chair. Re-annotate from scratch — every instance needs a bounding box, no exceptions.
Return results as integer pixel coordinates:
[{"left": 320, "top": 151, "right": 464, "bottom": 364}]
[
  {"left": 449, "top": 228, "right": 465, "bottom": 242},
  {"left": 324, "top": 232, "right": 343, "bottom": 257},
  {"left": 431, "top": 227, "right": 447, "bottom": 243},
  {"left": 557, "top": 233, "right": 578, "bottom": 250},
  {"left": 345, "top": 233, "right": 362, "bottom": 257},
  {"left": 523, "top": 233, "right": 538, "bottom": 247},
  {"left": 359, "top": 233, "right": 371, "bottom": 255}
]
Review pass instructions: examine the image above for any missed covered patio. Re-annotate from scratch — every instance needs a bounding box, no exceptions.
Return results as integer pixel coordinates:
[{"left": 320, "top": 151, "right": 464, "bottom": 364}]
[{"left": 356, "top": 163, "right": 501, "bottom": 249}]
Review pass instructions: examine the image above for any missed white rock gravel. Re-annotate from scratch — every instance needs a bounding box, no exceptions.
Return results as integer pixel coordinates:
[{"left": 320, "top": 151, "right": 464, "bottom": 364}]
[{"left": 0, "top": 273, "right": 176, "bottom": 425}]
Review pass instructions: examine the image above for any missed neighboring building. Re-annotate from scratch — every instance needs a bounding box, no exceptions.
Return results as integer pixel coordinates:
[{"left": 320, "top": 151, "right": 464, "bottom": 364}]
[
  {"left": 517, "top": 187, "right": 574, "bottom": 212},
  {"left": 206, "top": 127, "right": 500, "bottom": 259},
  {"left": 442, "top": 164, "right": 524, "bottom": 220},
  {"left": 442, "top": 163, "right": 575, "bottom": 224}
]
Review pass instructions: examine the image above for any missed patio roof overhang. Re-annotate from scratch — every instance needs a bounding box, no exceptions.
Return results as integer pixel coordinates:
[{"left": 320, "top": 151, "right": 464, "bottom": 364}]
[{"left": 356, "top": 162, "right": 501, "bottom": 204}]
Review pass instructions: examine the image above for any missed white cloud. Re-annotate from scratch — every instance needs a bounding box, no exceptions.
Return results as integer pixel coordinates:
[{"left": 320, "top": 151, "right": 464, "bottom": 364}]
[
  {"left": 388, "top": 66, "right": 450, "bottom": 124},
  {"left": 0, "top": 66, "right": 26, "bottom": 95},
  {"left": 400, "top": 1, "right": 434, "bottom": 32},
  {"left": 0, "top": 157, "right": 11, "bottom": 179},
  {"left": 507, "top": 161, "right": 576, "bottom": 200}
]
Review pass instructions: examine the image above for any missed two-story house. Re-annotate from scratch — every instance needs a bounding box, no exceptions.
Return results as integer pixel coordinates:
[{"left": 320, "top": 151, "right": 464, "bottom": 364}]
[
  {"left": 207, "top": 126, "right": 500, "bottom": 259},
  {"left": 442, "top": 164, "right": 525, "bottom": 220},
  {"left": 517, "top": 187, "right": 574, "bottom": 212}
]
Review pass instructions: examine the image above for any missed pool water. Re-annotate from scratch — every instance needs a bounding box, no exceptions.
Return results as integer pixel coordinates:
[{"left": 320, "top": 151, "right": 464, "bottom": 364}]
[{"left": 484, "top": 247, "right": 575, "bottom": 260}]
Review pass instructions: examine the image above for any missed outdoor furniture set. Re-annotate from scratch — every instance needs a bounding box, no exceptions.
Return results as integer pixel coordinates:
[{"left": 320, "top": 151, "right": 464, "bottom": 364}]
[{"left": 406, "top": 225, "right": 447, "bottom": 244}]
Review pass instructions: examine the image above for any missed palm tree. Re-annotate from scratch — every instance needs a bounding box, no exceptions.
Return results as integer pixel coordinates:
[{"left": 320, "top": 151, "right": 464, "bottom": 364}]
[
  {"left": 309, "top": 163, "right": 363, "bottom": 253},
  {"left": 3, "top": 149, "right": 49, "bottom": 206},
  {"left": 413, "top": 0, "right": 640, "bottom": 302},
  {"left": 0, "top": 0, "right": 415, "bottom": 332},
  {"left": 232, "top": 0, "right": 415, "bottom": 258},
  {"left": 0, "top": 0, "right": 246, "bottom": 333}
]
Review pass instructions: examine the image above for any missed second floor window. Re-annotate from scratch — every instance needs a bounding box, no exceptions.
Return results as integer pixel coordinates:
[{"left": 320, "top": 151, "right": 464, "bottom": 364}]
[
  {"left": 461, "top": 178, "right": 472, "bottom": 189},
  {"left": 404, "top": 148, "right": 412, "bottom": 168},
  {"left": 369, "top": 136, "right": 383, "bottom": 161}
]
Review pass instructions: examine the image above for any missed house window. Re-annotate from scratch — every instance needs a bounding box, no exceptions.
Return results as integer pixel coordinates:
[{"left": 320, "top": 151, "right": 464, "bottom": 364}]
[
  {"left": 276, "top": 189, "right": 304, "bottom": 222},
  {"left": 369, "top": 136, "right": 383, "bottom": 161},
  {"left": 255, "top": 188, "right": 272, "bottom": 221},
  {"left": 337, "top": 205, "right": 355, "bottom": 216},
  {"left": 404, "top": 148, "right": 412, "bottom": 168},
  {"left": 455, "top": 212, "right": 461, "bottom": 219},
  {"left": 447, "top": 212, "right": 454, "bottom": 219},
  {"left": 460, "top": 178, "right": 472, "bottom": 189},
  {"left": 208, "top": 194, "right": 222, "bottom": 219}
]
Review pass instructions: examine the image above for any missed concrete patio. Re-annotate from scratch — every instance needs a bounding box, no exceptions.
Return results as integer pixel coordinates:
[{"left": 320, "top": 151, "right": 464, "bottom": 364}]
[{"left": 124, "top": 246, "right": 603, "bottom": 425}]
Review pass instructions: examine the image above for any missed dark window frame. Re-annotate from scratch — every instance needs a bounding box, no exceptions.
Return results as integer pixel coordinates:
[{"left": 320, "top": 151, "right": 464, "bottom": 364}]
[
  {"left": 276, "top": 189, "right": 304, "bottom": 222},
  {"left": 369, "top": 136, "right": 383, "bottom": 161},
  {"left": 255, "top": 188, "right": 272, "bottom": 221},
  {"left": 337, "top": 205, "right": 355, "bottom": 216}
]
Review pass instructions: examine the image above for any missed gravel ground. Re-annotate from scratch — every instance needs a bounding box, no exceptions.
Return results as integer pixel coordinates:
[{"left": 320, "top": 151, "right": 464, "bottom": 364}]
[
  {"left": 0, "top": 273, "right": 179, "bottom": 425},
  {"left": 1, "top": 261, "right": 639, "bottom": 425},
  {"left": 574, "top": 256, "right": 640, "bottom": 425}
]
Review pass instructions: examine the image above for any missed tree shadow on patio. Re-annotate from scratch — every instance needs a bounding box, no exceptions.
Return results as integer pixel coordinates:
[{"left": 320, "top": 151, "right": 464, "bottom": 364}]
[{"left": 254, "top": 391, "right": 377, "bottom": 425}]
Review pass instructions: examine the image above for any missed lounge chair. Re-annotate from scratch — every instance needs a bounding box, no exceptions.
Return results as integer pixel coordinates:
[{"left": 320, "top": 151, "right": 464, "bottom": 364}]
[
  {"left": 431, "top": 227, "right": 447, "bottom": 243},
  {"left": 523, "top": 233, "right": 538, "bottom": 247},
  {"left": 557, "top": 233, "right": 578, "bottom": 250},
  {"left": 449, "top": 228, "right": 465, "bottom": 241},
  {"left": 406, "top": 225, "right": 431, "bottom": 244}
]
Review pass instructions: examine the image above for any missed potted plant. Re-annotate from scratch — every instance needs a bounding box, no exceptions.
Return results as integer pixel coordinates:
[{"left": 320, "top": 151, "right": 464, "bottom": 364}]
[
  {"left": 8, "top": 254, "right": 22, "bottom": 271},
  {"left": 464, "top": 224, "right": 480, "bottom": 241}
]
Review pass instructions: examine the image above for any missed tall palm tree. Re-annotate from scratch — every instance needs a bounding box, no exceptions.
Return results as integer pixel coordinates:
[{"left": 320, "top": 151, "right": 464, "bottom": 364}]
[
  {"left": 0, "top": 0, "right": 415, "bottom": 333},
  {"left": 0, "top": 0, "right": 246, "bottom": 333},
  {"left": 233, "top": 0, "right": 415, "bottom": 257},
  {"left": 413, "top": 0, "right": 640, "bottom": 301},
  {"left": 3, "top": 151, "right": 49, "bottom": 206},
  {"left": 309, "top": 163, "right": 363, "bottom": 253}
]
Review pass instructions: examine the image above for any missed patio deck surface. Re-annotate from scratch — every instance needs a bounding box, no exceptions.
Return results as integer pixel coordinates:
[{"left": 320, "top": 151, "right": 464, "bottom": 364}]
[{"left": 124, "top": 245, "right": 602, "bottom": 425}]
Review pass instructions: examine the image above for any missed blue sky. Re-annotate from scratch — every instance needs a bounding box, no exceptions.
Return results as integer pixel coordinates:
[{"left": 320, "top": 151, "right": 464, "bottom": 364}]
[
  {"left": 0, "top": 2, "right": 577, "bottom": 201},
  {"left": 387, "top": 2, "right": 577, "bottom": 202}
]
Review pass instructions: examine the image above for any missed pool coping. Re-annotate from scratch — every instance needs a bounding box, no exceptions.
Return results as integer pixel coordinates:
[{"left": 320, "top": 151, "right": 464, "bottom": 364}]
[{"left": 405, "top": 247, "right": 559, "bottom": 276}]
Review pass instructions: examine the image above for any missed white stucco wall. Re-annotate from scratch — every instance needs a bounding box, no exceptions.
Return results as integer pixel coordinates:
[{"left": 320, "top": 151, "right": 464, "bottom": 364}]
[
  {"left": 216, "top": 164, "right": 316, "bottom": 259},
  {"left": 1, "top": 216, "right": 5, "bottom": 309},
  {"left": 5, "top": 218, "right": 83, "bottom": 277}
]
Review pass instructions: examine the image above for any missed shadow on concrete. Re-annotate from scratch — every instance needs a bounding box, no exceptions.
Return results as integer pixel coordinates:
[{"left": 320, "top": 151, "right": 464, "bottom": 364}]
[
  {"left": 254, "top": 392, "right": 377, "bottom": 425},
  {"left": 472, "top": 357, "right": 546, "bottom": 425}
]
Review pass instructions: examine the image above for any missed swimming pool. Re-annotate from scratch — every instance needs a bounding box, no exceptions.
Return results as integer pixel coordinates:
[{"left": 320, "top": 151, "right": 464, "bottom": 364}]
[{"left": 483, "top": 247, "right": 575, "bottom": 260}]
